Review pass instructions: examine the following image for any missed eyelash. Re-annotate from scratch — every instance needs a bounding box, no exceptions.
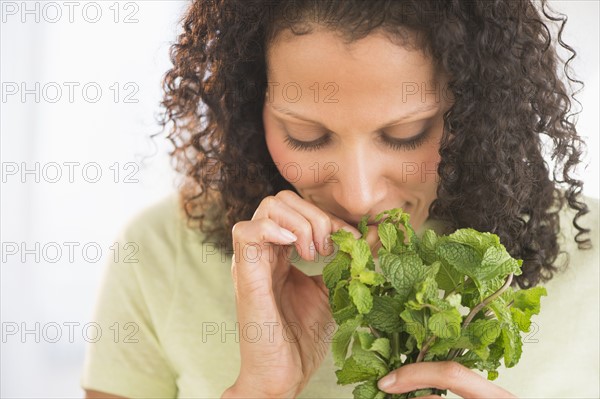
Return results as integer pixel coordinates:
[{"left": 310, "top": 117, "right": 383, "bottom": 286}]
[{"left": 283, "top": 131, "right": 429, "bottom": 152}]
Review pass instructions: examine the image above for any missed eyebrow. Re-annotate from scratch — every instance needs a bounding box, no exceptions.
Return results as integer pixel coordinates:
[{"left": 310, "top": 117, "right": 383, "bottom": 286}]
[{"left": 268, "top": 102, "right": 439, "bottom": 131}]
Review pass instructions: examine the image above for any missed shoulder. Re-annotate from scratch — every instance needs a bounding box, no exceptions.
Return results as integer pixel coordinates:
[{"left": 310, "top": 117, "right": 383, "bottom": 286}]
[{"left": 119, "top": 192, "right": 205, "bottom": 248}]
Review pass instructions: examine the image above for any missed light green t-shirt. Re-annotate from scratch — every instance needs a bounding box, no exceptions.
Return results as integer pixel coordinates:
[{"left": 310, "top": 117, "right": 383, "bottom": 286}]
[{"left": 80, "top": 193, "right": 599, "bottom": 398}]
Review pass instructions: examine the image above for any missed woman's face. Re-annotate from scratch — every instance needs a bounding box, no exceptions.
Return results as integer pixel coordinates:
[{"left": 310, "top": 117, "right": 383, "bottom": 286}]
[{"left": 263, "top": 28, "right": 451, "bottom": 230}]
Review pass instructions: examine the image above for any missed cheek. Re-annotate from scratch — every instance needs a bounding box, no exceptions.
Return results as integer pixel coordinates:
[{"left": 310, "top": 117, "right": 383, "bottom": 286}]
[
  {"left": 264, "top": 119, "right": 315, "bottom": 188},
  {"left": 397, "top": 141, "right": 441, "bottom": 190}
]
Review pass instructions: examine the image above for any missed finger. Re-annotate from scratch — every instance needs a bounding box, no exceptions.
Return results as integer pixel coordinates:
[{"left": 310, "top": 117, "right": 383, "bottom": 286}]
[
  {"left": 273, "top": 190, "right": 334, "bottom": 257},
  {"left": 377, "top": 361, "right": 517, "bottom": 399},
  {"left": 275, "top": 190, "right": 362, "bottom": 256},
  {"left": 253, "top": 195, "right": 317, "bottom": 261},
  {"left": 231, "top": 219, "right": 297, "bottom": 288},
  {"left": 230, "top": 220, "right": 292, "bottom": 366}
]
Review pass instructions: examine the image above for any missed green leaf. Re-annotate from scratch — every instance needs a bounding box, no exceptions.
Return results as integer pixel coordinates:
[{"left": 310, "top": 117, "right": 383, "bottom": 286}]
[
  {"left": 428, "top": 308, "right": 462, "bottom": 339},
  {"left": 323, "top": 251, "right": 351, "bottom": 290},
  {"left": 510, "top": 286, "right": 547, "bottom": 331},
  {"left": 336, "top": 357, "right": 380, "bottom": 384},
  {"left": 350, "top": 332, "right": 389, "bottom": 378},
  {"left": 488, "top": 297, "right": 522, "bottom": 367},
  {"left": 358, "top": 270, "right": 386, "bottom": 286},
  {"left": 414, "top": 275, "right": 439, "bottom": 305},
  {"left": 331, "top": 280, "right": 351, "bottom": 311},
  {"left": 487, "top": 370, "right": 499, "bottom": 381},
  {"left": 352, "top": 380, "right": 386, "bottom": 399},
  {"left": 332, "top": 316, "right": 362, "bottom": 367},
  {"left": 351, "top": 240, "right": 372, "bottom": 276},
  {"left": 418, "top": 229, "right": 438, "bottom": 264},
  {"left": 378, "top": 223, "right": 398, "bottom": 252},
  {"left": 436, "top": 242, "right": 482, "bottom": 282},
  {"left": 480, "top": 245, "right": 522, "bottom": 279},
  {"left": 331, "top": 229, "right": 358, "bottom": 254},
  {"left": 400, "top": 308, "right": 426, "bottom": 347},
  {"left": 463, "top": 319, "right": 502, "bottom": 360},
  {"left": 355, "top": 330, "right": 376, "bottom": 350},
  {"left": 349, "top": 279, "right": 373, "bottom": 314},
  {"left": 428, "top": 335, "right": 472, "bottom": 356},
  {"left": 379, "top": 251, "right": 426, "bottom": 303},
  {"left": 358, "top": 215, "right": 369, "bottom": 238},
  {"left": 369, "top": 338, "right": 391, "bottom": 360},
  {"left": 444, "top": 228, "right": 500, "bottom": 256},
  {"left": 365, "top": 295, "right": 404, "bottom": 333},
  {"left": 436, "top": 260, "right": 466, "bottom": 292},
  {"left": 500, "top": 321, "right": 522, "bottom": 368},
  {"left": 333, "top": 304, "right": 359, "bottom": 325}
]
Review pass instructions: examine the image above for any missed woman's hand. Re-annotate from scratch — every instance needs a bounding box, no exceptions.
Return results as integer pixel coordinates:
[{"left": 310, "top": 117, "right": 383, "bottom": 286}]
[
  {"left": 224, "top": 190, "right": 361, "bottom": 399},
  {"left": 376, "top": 361, "right": 518, "bottom": 399}
]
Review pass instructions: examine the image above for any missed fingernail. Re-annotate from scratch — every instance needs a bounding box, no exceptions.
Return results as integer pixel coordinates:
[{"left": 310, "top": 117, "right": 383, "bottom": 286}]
[
  {"left": 325, "top": 236, "right": 334, "bottom": 254},
  {"left": 378, "top": 374, "right": 395, "bottom": 390},
  {"left": 279, "top": 228, "right": 297, "bottom": 243}
]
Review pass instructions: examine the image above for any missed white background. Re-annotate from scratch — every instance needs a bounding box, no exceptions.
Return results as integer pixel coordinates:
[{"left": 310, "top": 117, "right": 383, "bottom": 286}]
[{"left": 1, "top": 1, "right": 598, "bottom": 397}]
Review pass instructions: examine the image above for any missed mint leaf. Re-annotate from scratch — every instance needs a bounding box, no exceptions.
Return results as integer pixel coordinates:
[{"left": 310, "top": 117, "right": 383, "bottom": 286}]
[
  {"left": 436, "top": 242, "right": 482, "bottom": 281},
  {"left": 358, "top": 215, "right": 369, "bottom": 238},
  {"left": 510, "top": 286, "right": 547, "bottom": 332},
  {"left": 378, "top": 223, "right": 398, "bottom": 252},
  {"left": 364, "top": 295, "right": 403, "bottom": 333},
  {"left": 336, "top": 357, "right": 380, "bottom": 384},
  {"left": 351, "top": 240, "right": 371, "bottom": 276},
  {"left": 349, "top": 279, "right": 373, "bottom": 314},
  {"left": 428, "top": 308, "right": 462, "bottom": 339},
  {"left": 400, "top": 308, "right": 426, "bottom": 347},
  {"left": 350, "top": 331, "right": 389, "bottom": 378},
  {"left": 332, "top": 316, "right": 363, "bottom": 367},
  {"left": 323, "top": 251, "right": 351, "bottom": 290},
  {"left": 332, "top": 229, "right": 358, "bottom": 254},
  {"left": 358, "top": 270, "right": 386, "bottom": 286},
  {"left": 352, "top": 380, "right": 386, "bottom": 399},
  {"left": 379, "top": 251, "right": 426, "bottom": 303},
  {"left": 436, "top": 261, "right": 465, "bottom": 292},
  {"left": 417, "top": 229, "right": 438, "bottom": 264},
  {"left": 369, "top": 338, "right": 391, "bottom": 360},
  {"left": 480, "top": 245, "right": 522, "bottom": 279},
  {"left": 331, "top": 280, "right": 351, "bottom": 311}
]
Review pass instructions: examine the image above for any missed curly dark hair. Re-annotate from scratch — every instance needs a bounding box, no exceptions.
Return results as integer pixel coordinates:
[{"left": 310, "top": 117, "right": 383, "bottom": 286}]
[{"left": 159, "top": 0, "right": 592, "bottom": 289}]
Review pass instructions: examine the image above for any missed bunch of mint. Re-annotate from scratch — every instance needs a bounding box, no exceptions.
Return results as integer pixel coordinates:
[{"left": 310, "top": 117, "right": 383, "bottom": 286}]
[{"left": 323, "top": 208, "right": 547, "bottom": 399}]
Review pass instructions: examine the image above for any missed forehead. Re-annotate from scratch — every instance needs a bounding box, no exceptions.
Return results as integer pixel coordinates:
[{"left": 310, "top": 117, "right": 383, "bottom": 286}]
[{"left": 265, "top": 28, "right": 442, "bottom": 127}]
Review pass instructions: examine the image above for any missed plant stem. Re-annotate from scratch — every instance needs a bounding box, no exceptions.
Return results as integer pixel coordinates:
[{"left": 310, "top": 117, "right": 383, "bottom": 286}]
[
  {"left": 370, "top": 326, "right": 382, "bottom": 339},
  {"left": 416, "top": 335, "right": 436, "bottom": 362},
  {"left": 447, "top": 273, "right": 514, "bottom": 361},
  {"left": 462, "top": 273, "right": 514, "bottom": 329}
]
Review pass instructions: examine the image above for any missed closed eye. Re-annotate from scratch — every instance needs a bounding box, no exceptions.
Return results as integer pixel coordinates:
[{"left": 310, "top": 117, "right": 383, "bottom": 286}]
[{"left": 283, "top": 130, "right": 430, "bottom": 152}]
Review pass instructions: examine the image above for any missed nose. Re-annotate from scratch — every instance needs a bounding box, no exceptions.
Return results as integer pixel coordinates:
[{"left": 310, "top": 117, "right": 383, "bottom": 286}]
[{"left": 331, "top": 144, "right": 387, "bottom": 221}]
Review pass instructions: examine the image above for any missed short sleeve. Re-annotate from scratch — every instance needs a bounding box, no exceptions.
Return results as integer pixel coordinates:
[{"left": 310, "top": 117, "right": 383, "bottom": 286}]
[{"left": 80, "top": 196, "right": 180, "bottom": 398}]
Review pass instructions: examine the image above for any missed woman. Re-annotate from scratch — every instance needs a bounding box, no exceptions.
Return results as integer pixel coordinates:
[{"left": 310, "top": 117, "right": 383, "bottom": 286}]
[{"left": 82, "top": 1, "right": 598, "bottom": 398}]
